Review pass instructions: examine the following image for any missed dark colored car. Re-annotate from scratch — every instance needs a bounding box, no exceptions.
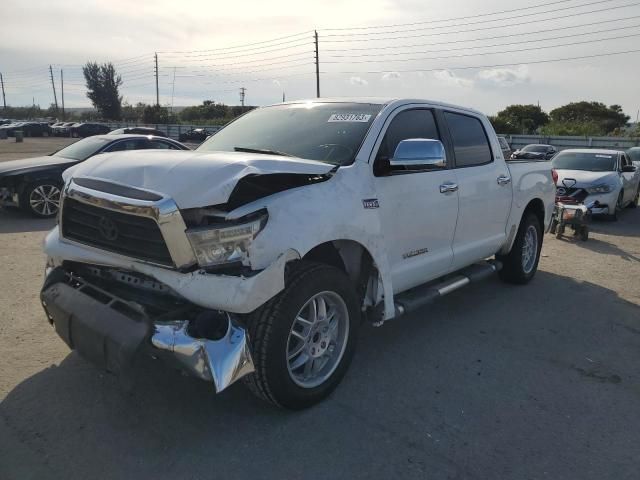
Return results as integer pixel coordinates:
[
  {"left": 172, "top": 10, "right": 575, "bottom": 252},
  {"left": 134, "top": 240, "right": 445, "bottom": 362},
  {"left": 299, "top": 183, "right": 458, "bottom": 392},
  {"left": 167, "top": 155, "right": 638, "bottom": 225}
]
[
  {"left": 109, "top": 127, "right": 167, "bottom": 137},
  {"left": 627, "top": 147, "right": 640, "bottom": 167},
  {"left": 52, "top": 122, "right": 77, "bottom": 136},
  {"left": 498, "top": 136, "right": 512, "bottom": 160},
  {"left": 511, "top": 144, "right": 557, "bottom": 160},
  {"left": 178, "top": 127, "right": 216, "bottom": 143},
  {"left": 0, "top": 134, "right": 188, "bottom": 217},
  {"left": 69, "top": 122, "right": 111, "bottom": 138}
]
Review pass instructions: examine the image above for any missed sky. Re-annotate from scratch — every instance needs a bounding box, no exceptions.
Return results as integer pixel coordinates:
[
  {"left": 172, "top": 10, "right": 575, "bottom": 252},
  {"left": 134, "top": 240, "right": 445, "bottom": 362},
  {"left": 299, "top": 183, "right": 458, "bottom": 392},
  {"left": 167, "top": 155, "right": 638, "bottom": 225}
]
[{"left": 1, "top": 0, "right": 639, "bottom": 118}]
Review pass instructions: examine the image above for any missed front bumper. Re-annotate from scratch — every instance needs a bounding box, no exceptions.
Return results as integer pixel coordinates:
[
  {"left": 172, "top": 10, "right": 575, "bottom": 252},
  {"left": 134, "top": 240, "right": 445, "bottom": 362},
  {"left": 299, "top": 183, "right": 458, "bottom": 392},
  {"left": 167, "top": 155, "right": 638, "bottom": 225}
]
[
  {"left": 44, "top": 226, "right": 299, "bottom": 314},
  {"left": 41, "top": 267, "right": 254, "bottom": 392},
  {"left": 584, "top": 190, "right": 618, "bottom": 215}
]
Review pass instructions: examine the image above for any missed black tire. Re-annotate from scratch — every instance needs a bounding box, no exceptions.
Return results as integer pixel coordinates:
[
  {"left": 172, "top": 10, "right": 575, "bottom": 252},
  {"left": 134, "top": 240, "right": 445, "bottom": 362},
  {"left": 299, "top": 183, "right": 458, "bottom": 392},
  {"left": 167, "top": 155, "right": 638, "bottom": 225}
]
[
  {"left": 610, "top": 191, "right": 624, "bottom": 221},
  {"left": 19, "top": 180, "right": 62, "bottom": 218},
  {"left": 627, "top": 188, "right": 638, "bottom": 209},
  {"left": 497, "top": 213, "right": 542, "bottom": 284},
  {"left": 549, "top": 219, "right": 557, "bottom": 235},
  {"left": 243, "top": 261, "right": 360, "bottom": 409},
  {"left": 580, "top": 227, "right": 589, "bottom": 241}
]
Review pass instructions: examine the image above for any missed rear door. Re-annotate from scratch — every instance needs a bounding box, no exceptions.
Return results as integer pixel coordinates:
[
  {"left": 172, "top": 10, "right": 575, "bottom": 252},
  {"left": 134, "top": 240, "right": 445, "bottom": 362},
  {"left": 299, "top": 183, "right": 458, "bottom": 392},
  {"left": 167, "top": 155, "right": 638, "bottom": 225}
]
[
  {"left": 372, "top": 107, "right": 459, "bottom": 293},
  {"left": 620, "top": 153, "right": 636, "bottom": 204},
  {"left": 441, "top": 111, "right": 512, "bottom": 270}
]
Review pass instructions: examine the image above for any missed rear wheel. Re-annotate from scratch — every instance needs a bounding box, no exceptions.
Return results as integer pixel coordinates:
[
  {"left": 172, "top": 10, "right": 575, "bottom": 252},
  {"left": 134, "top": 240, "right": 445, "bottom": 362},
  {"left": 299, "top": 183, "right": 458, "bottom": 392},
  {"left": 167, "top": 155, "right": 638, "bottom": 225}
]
[
  {"left": 497, "top": 213, "right": 542, "bottom": 284},
  {"left": 19, "top": 180, "right": 62, "bottom": 218},
  {"left": 243, "top": 262, "right": 360, "bottom": 409}
]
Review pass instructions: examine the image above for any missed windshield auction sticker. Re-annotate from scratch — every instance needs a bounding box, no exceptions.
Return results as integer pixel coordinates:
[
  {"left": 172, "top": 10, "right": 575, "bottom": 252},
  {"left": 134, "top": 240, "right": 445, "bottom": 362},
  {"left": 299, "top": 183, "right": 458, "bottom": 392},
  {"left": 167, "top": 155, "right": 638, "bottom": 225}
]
[{"left": 328, "top": 113, "right": 372, "bottom": 122}]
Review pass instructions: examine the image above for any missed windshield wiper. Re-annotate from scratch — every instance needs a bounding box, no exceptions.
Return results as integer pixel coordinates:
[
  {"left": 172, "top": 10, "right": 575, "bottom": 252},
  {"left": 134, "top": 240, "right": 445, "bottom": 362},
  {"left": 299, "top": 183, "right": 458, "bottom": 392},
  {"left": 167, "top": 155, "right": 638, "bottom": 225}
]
[{"left": 234, "top": 146, "right": 296, "bottom": 157}]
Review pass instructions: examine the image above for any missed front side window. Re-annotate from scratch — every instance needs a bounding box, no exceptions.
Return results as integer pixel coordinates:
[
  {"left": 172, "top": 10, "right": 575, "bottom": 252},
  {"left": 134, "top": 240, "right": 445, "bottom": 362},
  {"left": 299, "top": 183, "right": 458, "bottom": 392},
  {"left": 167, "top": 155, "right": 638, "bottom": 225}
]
[
  {"left": 444, "top": 112, "right": 493, "bottom": 167},
  {"left": 197, "top": 102, "right": 383, "bottom": 166},
  {"left": 105, "top": 139, "right": 148, "bottom": 152}
]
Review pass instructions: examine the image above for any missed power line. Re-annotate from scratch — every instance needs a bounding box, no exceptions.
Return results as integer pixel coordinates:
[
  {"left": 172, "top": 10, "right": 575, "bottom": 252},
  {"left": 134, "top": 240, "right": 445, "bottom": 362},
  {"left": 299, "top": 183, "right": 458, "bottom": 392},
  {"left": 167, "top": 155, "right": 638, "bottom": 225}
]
[
  {"left": 159, "top": 41, "right": 312, "bottom": 60},
  {"left": 322, "top": 0, "right": 580, "bottom": 30},
  {"left": 157, "top": 30, "right": 313, "bottom": 54},
  {"left": 322, "top": 0, "right": 619, "bottom": 37},
  {"left": 323, "top": 31, "right": 640, "bottom": 64},
  {"left": 322, "top": 2, "right": 640, "bottom": 42},
  {"left": 324, "top": 47, "right": 640, "bottom": 75},
  {"left": 324, "top": 14, "right": 640, "bottom": 53},
  {"left": 161, "top": 50, "right": 312, "bottom": 70}
]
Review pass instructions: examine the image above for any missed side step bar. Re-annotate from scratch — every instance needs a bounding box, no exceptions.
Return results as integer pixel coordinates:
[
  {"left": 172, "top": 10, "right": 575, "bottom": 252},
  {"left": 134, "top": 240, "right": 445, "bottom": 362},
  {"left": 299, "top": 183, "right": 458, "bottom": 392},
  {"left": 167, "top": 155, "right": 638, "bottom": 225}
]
[{"left": 394, "top": 260, "right": 502, "bottom": 317}]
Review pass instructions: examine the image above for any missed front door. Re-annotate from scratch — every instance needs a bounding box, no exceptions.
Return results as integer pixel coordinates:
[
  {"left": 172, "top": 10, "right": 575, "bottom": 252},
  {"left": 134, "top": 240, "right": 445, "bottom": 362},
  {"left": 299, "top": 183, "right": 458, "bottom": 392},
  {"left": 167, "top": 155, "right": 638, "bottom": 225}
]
[{"left": 372, "top": 107, "right": 459, "bottom": 294}]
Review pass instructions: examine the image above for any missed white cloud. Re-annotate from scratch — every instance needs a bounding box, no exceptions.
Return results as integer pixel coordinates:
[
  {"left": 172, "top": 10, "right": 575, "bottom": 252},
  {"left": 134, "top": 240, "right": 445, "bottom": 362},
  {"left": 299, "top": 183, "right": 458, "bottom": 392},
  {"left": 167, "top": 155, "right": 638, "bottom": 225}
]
[
  {"left": 477, "top": 65, "right": 530, "bottom": 87},
  {"left": 349, "top": 76, "right": 368, "bottom": 86},
  {"left": 432, "top": 70, "right": 473, "bottom": 88},
  {"left": 382, "top": 71, "right": 401, "bottom": 81}
]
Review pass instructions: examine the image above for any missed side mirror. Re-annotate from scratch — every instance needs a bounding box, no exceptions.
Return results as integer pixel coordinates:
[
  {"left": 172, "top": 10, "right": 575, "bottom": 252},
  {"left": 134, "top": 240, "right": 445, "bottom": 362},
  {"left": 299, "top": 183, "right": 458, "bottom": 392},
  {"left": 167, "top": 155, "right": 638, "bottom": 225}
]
[
  {"left": 622, "top": 165, "right": 636, "bottom": 173},
  {"left": 390, "top": 138, "right": 446, "bottom": 168}
]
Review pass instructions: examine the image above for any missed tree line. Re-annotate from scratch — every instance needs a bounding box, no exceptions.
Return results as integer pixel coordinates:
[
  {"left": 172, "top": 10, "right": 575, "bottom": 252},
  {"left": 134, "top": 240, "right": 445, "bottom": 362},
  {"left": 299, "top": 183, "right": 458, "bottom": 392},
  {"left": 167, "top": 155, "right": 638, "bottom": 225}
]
[{"left": 489, "top": 102, "right": 636, "bottom": 136}]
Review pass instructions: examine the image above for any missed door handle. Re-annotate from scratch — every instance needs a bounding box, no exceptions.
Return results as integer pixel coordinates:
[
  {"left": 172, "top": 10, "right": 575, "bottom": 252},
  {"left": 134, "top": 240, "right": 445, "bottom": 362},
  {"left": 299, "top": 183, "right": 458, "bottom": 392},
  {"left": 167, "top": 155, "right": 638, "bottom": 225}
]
[
  {"left": 440, "top": 182, "right": 458, "bottom": 194},
  {"left": 497, "top": 175, "right": 511, "bottom": 186}
]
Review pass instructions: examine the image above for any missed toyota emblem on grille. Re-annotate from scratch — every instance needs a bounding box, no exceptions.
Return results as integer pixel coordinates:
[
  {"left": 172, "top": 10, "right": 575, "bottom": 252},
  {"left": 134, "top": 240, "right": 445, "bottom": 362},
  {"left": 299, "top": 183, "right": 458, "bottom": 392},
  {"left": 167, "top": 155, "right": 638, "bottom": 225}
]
[{"left": 98, "top": 216, "right": 119, "bottom": 241}]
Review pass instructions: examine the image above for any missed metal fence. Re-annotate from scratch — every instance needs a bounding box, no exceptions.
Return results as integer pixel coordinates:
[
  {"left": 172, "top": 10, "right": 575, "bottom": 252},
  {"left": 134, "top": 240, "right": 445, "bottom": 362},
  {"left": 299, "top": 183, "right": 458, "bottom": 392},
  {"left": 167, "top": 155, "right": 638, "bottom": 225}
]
[
  {"left": 500, "top": 134, "right": 640, "bottom": 152},
  {"left": 105, "top": 122, "right": 223, "bottom": 141}
]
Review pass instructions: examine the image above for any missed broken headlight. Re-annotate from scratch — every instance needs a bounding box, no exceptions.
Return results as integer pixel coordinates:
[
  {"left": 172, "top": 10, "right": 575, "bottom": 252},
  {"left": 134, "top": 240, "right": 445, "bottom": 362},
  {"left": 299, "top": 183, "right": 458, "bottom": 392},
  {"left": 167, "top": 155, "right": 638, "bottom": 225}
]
[
  {"left": 186, "top": 212, "right": 267, "bottom": 268},
  {"left": 586, "top": 184, "right": 613, "bottom": 194}
]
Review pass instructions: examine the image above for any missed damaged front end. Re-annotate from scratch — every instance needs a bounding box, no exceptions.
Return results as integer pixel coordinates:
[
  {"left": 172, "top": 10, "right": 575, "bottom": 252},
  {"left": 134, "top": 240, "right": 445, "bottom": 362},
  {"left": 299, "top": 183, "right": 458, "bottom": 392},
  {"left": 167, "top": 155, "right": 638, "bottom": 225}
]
[{"left": 40, "top": 264, "right": 254, "bottom": 392}]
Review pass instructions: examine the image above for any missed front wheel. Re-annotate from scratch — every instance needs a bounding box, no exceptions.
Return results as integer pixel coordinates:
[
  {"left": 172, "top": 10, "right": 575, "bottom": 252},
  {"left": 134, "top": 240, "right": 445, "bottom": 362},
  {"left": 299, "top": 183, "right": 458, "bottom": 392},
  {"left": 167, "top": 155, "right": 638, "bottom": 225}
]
[
  {"left": 243, "top": 262, "right": 360, "bottom": 409},
  {"left": 19, "top": 181, "right": 62, "bottom": 218},
  {"left": 496, "top": 213, "right": 542, "bottom": 284}
]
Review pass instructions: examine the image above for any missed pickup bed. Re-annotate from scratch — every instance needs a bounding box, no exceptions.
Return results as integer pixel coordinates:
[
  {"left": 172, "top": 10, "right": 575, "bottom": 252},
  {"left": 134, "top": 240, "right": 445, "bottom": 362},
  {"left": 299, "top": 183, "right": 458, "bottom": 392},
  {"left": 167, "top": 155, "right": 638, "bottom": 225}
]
[{"left": 41, "top": 98, "right": 555, "bottom": 409}]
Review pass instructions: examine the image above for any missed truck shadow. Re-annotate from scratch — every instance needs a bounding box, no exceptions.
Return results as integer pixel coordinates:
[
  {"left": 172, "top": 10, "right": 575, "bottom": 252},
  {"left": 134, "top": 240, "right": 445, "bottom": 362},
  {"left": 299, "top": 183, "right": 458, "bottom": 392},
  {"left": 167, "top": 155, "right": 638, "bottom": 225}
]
[
  {"left": 572, "top": 236, "right": 640, "bottom": 263},
  {"left": 0, "top": 208, "right": 56, "bottom": 234},
  {"left": 2, "top": 271, "right": 639, "bottom": 480}
]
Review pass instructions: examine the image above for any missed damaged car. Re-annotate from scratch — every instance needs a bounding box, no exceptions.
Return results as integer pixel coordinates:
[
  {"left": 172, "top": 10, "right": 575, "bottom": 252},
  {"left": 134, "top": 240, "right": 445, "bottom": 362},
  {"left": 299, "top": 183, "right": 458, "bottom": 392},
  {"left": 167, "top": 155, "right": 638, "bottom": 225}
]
[{"left": 41, "top": 99, "right": 555, "bottom": 409}]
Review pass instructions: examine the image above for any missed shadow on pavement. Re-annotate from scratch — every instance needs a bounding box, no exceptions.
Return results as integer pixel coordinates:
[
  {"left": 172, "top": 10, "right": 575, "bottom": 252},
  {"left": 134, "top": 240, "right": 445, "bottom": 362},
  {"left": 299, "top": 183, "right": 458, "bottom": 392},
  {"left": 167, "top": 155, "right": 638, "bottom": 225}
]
[
  {"left": 0, "top": 208, "right": 56, "bottom": 234},
  {"left": 1, "top": 271, "right": 639, "bottom": 480}
]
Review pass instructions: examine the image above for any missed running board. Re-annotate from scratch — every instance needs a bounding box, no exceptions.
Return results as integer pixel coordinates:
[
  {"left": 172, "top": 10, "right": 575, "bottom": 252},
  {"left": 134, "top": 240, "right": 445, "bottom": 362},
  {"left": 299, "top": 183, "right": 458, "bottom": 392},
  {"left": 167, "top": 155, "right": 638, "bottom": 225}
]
[{"left": 394, "top": 260, "right": 502, "bottom": 317}]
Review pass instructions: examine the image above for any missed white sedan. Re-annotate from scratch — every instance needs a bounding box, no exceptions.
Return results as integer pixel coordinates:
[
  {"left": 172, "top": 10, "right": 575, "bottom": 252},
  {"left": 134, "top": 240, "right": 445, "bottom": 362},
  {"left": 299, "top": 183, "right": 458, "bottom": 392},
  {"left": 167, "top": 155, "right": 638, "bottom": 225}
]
[{"left": 552, "top": 149, "right": 640, "bottom": 220}]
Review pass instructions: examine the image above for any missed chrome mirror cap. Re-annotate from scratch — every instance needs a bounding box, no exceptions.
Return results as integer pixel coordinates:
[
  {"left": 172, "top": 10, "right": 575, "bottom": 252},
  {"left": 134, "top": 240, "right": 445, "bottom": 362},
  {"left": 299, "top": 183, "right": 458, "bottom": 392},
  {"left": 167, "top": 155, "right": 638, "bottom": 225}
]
[{"left": 390, "top": 138, "right": 446, "bottom": 168}]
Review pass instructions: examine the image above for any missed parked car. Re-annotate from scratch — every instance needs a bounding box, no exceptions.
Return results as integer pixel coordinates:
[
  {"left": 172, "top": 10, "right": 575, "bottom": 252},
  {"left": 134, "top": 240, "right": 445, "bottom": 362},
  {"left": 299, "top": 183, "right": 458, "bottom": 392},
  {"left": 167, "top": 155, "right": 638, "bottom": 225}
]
[
  {"left": 0, "top": 134, "right": 188, "bottom": 217},
  {"left": 511, "top": 144, "right": 557, "bottom": 160},
  {"left": 627, "top": 147, "right": 640, "bottom": 167},
  {"left": 41, "top": 98, "right": 555, "bottom": 409},
  {"left": 552, "top": 149, "right": 640, "bottom": 220},
  {"left": 178, "top": 127, "right": 215, "bottom": 143},
  {"left": 52, "top": 122, "right": 77, "bottom": 136},
  {"left": 0, "top": 121, "right": 27, "bottom": 136},
  {"left": 109, "top": 127, "right": 167, "bottom": 137},
  {"left": 69, "top": 122, "right": 111, "bottom": 138},
  {"left": 48, "top": 121, "right": 65, "bottom": 135},
  {"left": 498, "top": 136, "right": 512, "bottom": 160}
]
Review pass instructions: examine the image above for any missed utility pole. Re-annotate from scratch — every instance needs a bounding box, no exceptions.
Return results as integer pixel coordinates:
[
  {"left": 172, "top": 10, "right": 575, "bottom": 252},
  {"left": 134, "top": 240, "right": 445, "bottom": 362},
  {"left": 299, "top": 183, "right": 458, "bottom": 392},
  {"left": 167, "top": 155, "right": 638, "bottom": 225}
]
[
  {"left": 314, "top": 30, "right": 320, "bottom": 98},
  {"left": 49, "top": 65, "right": 58, "bottom": 112},
  {"left": 154, "top": 53, "right": 159, "bottom": 107},
  {"left": 240, "top": 87, "right": 246, "bottom": 107},
  {"left": 282, "top": 91, "right": 285, "bottom": 102},
  {"left": 60, "top": 69, "right": 65, "bottom": 120},
  {"left": 170, "top": 67, "right": 176, "bottom": 114},
  {"left": 0, "top": 73, "right": 6, "bottom": 112}
]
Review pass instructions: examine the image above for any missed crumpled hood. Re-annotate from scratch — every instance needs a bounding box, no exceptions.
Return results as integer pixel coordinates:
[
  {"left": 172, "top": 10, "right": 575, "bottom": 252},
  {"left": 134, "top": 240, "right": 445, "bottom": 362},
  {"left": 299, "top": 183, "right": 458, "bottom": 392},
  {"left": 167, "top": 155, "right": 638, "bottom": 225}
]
[
  {"left": 65, "top": 150, "right": 335, "bottom": 208},
  {"left": 555, "top": 169, "right": 618, "bottom": 188},
  {"left": 0, "top": 155, "right": 76, "bottom": 176}
]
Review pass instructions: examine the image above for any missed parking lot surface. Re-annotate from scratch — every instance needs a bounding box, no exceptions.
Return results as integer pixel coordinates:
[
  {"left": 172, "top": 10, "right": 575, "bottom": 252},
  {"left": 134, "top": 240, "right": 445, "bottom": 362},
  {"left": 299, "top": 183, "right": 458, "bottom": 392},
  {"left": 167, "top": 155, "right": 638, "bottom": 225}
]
[{"left": 1, "top": 139, "right": 639, "bottom": 479}]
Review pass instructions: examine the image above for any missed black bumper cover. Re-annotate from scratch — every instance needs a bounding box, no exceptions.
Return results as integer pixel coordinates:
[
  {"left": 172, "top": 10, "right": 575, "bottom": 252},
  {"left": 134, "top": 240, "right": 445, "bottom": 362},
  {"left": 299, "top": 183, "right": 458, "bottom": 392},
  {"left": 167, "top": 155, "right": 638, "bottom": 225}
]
[{"left": 41, "top": 269, "right": 151, "bottom": 374}]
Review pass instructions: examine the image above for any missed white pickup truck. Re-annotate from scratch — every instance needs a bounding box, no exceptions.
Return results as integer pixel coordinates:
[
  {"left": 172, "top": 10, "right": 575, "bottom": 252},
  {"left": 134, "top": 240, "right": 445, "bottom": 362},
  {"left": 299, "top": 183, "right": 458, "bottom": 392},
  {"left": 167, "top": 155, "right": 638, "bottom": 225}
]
[{"left": 41, "top": 98, "right": 555, "bottom": 409}]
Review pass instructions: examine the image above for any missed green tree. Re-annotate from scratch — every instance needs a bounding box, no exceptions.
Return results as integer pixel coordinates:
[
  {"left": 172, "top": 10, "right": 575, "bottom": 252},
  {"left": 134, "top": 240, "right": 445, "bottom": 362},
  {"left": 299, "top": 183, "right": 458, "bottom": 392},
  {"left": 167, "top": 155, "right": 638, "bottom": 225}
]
[
  {"left": 488, "top": 115, "right": 518, "bottom": 134},
  {"left": 549, "top": 101, "right": 629, "bottom": 135},
  {"left": 494, "top": 104, "right": 549, "bottom": 134},
  {"left": 142, "top": 104, "right": 177, "bottom": 124},
  {"left": 83, "top": 62, "right": 123, "bottom": 120}
]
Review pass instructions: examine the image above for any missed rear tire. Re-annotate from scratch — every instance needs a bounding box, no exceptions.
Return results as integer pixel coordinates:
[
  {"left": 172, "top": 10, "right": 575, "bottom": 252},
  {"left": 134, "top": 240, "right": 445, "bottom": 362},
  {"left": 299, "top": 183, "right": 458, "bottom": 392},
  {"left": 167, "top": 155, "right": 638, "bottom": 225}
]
[
  {"left": 243, "top": 261, "right": 360, "bottom": 409},
  {"left": 497, "top": 213, "right": 542, "bottom": 284}
]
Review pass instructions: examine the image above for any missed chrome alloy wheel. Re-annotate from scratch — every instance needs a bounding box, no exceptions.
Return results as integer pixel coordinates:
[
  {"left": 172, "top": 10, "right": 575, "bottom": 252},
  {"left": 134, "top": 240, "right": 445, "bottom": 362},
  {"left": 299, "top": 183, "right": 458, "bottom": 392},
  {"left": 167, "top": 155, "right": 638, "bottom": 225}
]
[
  {"left": 29, "top": 184, "right": 61, "bottom": 216},
  {"left": 521, "top": 224, "right": 538, "bottom": 274},
  {"left": 286, "top": 291, "right": 349, "bottom": 389}
]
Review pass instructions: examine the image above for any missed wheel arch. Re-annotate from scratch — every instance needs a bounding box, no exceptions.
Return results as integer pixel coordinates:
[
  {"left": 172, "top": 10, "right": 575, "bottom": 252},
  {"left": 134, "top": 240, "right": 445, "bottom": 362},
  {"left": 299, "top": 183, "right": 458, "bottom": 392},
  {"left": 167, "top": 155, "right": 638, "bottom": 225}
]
[{"left": 500, "top": 198, "right": 546, "bottom": 255}]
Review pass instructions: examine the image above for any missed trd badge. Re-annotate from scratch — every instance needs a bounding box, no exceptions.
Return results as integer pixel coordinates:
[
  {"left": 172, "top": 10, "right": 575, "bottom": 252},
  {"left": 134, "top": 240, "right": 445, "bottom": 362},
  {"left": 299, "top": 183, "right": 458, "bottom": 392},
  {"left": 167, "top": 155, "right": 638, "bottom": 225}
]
[{"left": 362, "top": 198, "right": 379, "bottom": 209}]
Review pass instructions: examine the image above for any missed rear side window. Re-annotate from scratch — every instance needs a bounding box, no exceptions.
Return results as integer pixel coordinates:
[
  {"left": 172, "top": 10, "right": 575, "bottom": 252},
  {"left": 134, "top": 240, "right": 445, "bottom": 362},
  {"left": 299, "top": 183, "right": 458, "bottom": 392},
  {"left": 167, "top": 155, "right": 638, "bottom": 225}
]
[
  {"left": 149, "top": 140, "right": 181, "bottom": 150},
  {"left": 105, "top": 139, "right": 148, "bottom": 152},
  {"left": 444, "top": 112, "right": 493, "bottom": 167}
]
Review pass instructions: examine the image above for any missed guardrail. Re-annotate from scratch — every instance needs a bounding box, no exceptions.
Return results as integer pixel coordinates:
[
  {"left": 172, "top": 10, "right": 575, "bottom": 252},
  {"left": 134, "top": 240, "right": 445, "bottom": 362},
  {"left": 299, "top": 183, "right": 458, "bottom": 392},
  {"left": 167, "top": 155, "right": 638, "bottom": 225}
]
[{"left": 500, "top": 134, "right": 640, "bottom": 151}]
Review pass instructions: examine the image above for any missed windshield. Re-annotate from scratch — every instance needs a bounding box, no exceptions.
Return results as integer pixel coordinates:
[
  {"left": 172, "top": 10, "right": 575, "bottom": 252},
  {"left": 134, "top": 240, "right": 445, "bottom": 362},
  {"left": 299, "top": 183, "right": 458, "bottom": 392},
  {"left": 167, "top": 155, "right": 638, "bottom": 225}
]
[
  {"left": 522, "top": 145, "right": 549, "bottom": 153},
  {"left": 197, "top": 102, "right": 383, "bottom": 165},
  {"left": 54, "top": 137, "right": 110, "bottom": 161},
  {"left": 552, "top": 152, "right": 617, "bottom": 172},
  {"left": 628, "top": 149, "right": 640, "bottom": 162}
]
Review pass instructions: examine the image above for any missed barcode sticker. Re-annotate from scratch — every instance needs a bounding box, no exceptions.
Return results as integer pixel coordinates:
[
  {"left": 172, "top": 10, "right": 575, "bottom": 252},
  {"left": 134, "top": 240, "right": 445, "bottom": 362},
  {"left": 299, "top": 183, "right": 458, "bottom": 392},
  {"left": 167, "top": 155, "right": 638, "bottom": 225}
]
[{"left": 328, "top": 113, "right": 372, "bottom": 123}]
